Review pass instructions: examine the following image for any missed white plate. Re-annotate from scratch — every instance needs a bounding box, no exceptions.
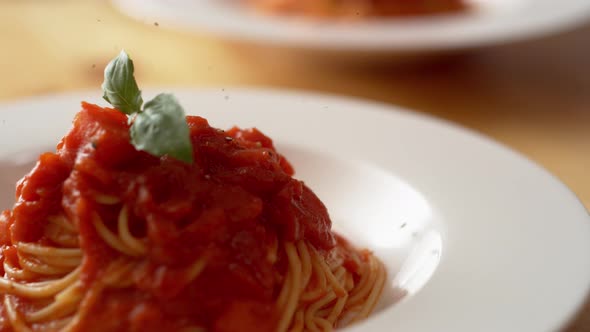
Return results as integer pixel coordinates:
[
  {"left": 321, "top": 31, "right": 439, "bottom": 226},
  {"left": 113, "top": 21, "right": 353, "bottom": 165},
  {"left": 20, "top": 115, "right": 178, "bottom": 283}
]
[
  {"left": 112, "top": 0, "right": 590, "bottom": 52},
  {"left": 1, "top": 89, "right": 589, "bottom": 332}
]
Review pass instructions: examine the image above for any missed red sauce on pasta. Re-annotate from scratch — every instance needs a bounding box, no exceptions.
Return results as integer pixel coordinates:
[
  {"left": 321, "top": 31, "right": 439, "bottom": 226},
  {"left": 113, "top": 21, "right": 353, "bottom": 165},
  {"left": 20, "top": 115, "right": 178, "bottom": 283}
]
[{"left": 0, "top": 103, "right": 385, "bottom": 332}]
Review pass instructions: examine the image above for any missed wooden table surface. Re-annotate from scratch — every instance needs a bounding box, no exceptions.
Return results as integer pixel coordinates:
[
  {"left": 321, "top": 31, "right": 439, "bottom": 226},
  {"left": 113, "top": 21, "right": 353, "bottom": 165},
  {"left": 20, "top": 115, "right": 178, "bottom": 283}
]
[{"left": 1, "top": 0, "right": 589, "bottom": 330}]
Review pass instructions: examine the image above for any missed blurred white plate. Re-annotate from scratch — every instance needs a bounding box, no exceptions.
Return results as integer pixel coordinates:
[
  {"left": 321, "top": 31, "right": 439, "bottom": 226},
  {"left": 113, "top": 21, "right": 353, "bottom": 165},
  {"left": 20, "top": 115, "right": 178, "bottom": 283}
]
[
  {"left": 112, "top": 0, "right": 590, "bottom": 52},
  {"left": 1, "top": 88, "right": 590, "bottom": 331}
]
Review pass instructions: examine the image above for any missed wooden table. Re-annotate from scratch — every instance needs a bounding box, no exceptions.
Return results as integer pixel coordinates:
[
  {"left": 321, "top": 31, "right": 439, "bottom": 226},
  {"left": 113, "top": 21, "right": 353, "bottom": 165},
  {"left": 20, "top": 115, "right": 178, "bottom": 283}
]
[{"left": 1, "top": 0, "right": 589, "bottom": 330}]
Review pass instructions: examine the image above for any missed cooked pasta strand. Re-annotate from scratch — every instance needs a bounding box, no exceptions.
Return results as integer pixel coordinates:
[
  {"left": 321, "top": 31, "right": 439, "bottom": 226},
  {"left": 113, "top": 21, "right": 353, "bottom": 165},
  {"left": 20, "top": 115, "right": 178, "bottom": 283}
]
[
  {"left": 117, "top": 206, "right": 147, "bottom": 256},
  {"left": 0, "top": 266, "right": 81, "bottom": 298}
]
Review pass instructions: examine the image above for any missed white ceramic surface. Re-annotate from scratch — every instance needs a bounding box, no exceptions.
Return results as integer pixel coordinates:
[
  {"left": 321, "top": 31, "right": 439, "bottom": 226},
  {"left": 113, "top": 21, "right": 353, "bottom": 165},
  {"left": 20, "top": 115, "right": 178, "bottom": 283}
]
[
  {"left": 112, "top": 0, "right": 590, "bottom": 52},
  {"left": 1, "top": 89, "right": 589, "bottom": 332}
]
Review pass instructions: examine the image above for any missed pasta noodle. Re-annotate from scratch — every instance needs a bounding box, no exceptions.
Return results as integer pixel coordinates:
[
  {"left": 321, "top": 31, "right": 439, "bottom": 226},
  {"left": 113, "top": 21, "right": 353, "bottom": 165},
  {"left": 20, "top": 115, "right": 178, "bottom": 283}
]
[{"left": 0, "top": 205, "right": 384, "bottom": 331}]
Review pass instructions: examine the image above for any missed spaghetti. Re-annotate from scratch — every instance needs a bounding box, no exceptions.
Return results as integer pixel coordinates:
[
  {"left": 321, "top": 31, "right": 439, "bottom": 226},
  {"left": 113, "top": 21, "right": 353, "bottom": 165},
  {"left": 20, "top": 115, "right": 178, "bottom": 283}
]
[{"left": 0, "top": 102, "right": 386, "bottom": 332}]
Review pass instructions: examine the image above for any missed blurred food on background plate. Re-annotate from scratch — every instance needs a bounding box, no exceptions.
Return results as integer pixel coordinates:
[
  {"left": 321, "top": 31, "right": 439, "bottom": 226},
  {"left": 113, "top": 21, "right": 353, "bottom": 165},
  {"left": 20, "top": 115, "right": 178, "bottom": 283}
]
[{"left": 247, "top": 0, "right": 468, "bottom": 18}]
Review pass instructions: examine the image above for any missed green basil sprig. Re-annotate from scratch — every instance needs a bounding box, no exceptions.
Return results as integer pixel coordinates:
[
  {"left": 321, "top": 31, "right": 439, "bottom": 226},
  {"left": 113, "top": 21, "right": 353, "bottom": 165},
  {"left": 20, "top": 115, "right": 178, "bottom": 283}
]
[
  {"left": 102, "top": 51, "right": 143, "bottom": 115},
  {"left": 102, "top": 51, "right": 194, "bottom": 163}
]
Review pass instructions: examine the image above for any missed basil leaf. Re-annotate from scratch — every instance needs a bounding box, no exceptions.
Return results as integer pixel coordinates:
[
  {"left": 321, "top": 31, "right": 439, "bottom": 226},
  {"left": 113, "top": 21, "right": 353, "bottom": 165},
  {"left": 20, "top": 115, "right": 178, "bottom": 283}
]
[
  {"left": 102, "top": 50, "right": 143, "bottom": 115},
  {"left": 130, "top": 93, "right": 194, "bottom": 163}
]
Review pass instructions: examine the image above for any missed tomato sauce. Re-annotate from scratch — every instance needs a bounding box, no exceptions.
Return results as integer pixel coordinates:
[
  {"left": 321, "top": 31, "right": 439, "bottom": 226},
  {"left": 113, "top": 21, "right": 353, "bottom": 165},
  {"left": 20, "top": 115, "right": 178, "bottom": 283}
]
[{"left": 1, "top": 103, "right": 336, "bottom": 332}]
